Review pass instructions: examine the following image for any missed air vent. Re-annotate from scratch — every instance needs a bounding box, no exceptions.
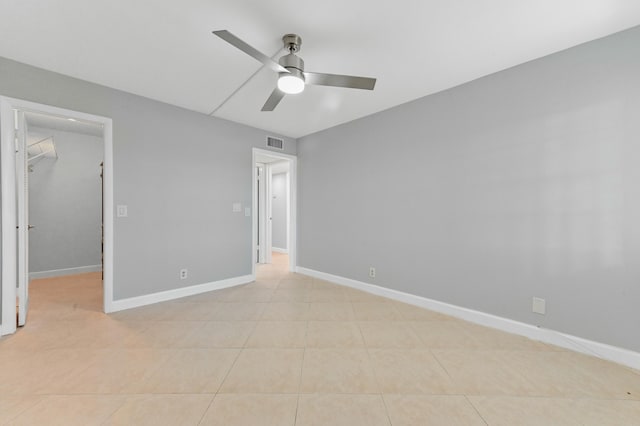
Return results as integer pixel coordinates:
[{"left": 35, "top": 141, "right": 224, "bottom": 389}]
[{"left": 266, "top": 136, "right": 284, "bottom": 150}]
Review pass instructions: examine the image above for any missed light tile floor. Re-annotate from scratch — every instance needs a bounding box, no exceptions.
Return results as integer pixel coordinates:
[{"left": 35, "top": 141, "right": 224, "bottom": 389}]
[{"left": 1, "top": 253, "right": 639, "bottom": 425}]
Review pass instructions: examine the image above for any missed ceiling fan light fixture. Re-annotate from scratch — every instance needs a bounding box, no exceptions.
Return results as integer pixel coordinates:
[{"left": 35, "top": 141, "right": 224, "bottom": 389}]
[{"left": 278, "top": 70, "right": 305, "bottom": 94}]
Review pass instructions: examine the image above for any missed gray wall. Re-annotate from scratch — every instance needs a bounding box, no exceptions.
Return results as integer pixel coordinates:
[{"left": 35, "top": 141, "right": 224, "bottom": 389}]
[
  {"left": 0, "top": 56, "right": 295, "bottom": 306},
  {"left": 271, "top": 172, "right": 287, "bottom": 250},
  {"left": 28, "top": 127, "right": 103, "bottom": 274},
  {"left": 298, "top": 26, "right": 640, "bottom": 352}
]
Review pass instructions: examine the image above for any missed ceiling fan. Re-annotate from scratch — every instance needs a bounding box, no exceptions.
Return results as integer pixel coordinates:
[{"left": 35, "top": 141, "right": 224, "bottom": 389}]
[{"left": 212, "top": 30, "right": 377, "bottom": 111}]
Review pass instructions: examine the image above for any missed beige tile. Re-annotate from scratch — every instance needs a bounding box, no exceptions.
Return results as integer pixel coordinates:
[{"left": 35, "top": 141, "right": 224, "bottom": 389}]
[
  {"left": 10, "top": 261, "right": 640, "bottom": 426},
  {"left": 409, "top": 320, "right": 482, "bottom": 349},
  {"left": 208, "top": 302, "right": 267, "bottom": 321},
  {"left": 104, "top": 394, "right": 213, "bottom": 426},
  {"left": 458, "top": 321, "right": 554, "bottom": 351},
  {"left": 505, "top": 350, "right": 640, "bottom": 399},
  {"left": 134, "top": 348, "right": 239, "bottom": 393},
  {"left": 300, "top": 349, "right": 379, "bottom": 393},
  {"left": 245, "top": 321, "right": 307, "bottom": 348},
  {"left": 278, "top": 279, "right": 312, "bottom": 289},
  {"left": 309, "top": 288, "right": 350, "bottom": 302},
  {"left": 109, "top": 302, "right": 173, "bottom": 321},
  {"left": 311, "top": 279, "right": 344, "bottom": 289},
  {"left": 410, "top": 320, "right": 551, "bottom": 351},
  {"left": 308, "top": 302, "right": 355, "bottom": 321},
  {"left": 432, "top": 350, "right": 539, "bottom": 396},
  {"left": 306, "top": 321, "right": 366, "bottom": 348},
  {"left": 7, "top": 395, "right": 125, "bottom": 426},
  {"left": 393, "top": 302, "right": 454, "bottom": 321},
  {"left": 155, "top": 302, "right": 219, "bottom": 321},
  {"left": 270, "top": 288, "right": 311, "bottom": 302},
  {"left": 0, "top": 320, "right": 88, "bottom": 351},
  {"left": 4, "top": 349, "right": 99, "bottom": 395},
  {"left": 352, "top": 302, "right": 404, "bottom": 321},
  {"left": 469, "top": 396, "right": 640, "bottom": 426},
  {"left": 0, "top": 396, "right": 43, "bottom": 424},
  {"left": 178, "top": 287, "right": 238, "bottom": 303},
  {"left": 220, "top": 287, "right": 275, "bottom": 302},
  {"left": 385, "top": 395, "right": 486, "bottom": 426},
  {"left": 249, "top": 279, "right": 281, "bottom": 289},
  {"left": 296, "top": 394, "right": 390, "bottom": 426},
  {"left": 177, "top": 321, "right": 256, "bottom": 348},
  {"left": 219, "top": 348, "right": 304, "bottom": 393},
  {"left": 345, "top": 288, "right": 390, "bottom": 302},
  {"left": 123, "top": 320, "right": 194, "bottom": 348},
  {"left": 199, "top": 394, "right": 297, "bottom": 426},
  {"left": 359, "top": 321, "right": 423, "bottom": 348},
  {"left": 67, "top": 318, "right": 151, "bottom": 349},
  {"left": 261, "top": 302, "right": 310, "bottom": 320},
  {"left": 369, "top": 349, "right": 456, "bottom": 394},
  {"left": 53, "top": 349, "right": 173, "bottom": 394}
]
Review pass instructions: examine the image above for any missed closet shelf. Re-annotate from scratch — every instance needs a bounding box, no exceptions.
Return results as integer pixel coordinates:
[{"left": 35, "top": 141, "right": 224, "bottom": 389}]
[{"left": 28, "top": 135, "right": 58, "bottom": 165}]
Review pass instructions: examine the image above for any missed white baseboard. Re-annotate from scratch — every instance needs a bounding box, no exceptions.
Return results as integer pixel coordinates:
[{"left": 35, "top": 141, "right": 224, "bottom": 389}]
[
  {"left": 110, "top": 274, "right": 254, "bottom": 312},
  {"left": 296, "top": 266, "right": 640, "bottom": 371},
  {"left": 272, "top": 247, "right": 288, "bottom": 254},
  {"left": 30, "top": 265, "right": 103, "bottom": 280}
]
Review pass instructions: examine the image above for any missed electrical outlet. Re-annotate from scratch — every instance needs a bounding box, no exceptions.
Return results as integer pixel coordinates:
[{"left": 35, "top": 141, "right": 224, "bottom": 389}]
[
  {"left": 180, "top": 269, "right": 188, "bottom": 280},
  {"left": 532, "top": 297, "right": 546, "bottom": 315},
  {"left": 369, "top": 267, "right": 376, "bottom": 278},
  {"left": 117, "top": 205, "right": 128, "bottom": 217}
]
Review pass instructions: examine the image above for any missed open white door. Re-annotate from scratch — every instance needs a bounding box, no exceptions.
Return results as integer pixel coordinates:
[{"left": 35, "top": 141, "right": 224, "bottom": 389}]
[
  {"left": 264, "top": 163, "right": 273, "bottom": 265},
  {"left": 16, "top": 110, "right": 29, "bottom": 326},
  {"left": 0, "top": 99, "right": 18, "bottom": 335}
]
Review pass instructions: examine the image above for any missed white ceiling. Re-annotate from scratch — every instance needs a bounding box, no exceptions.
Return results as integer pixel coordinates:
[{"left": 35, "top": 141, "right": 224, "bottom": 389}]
[{"left": 1, "top": 1, "right": 639, "bottom": 138}]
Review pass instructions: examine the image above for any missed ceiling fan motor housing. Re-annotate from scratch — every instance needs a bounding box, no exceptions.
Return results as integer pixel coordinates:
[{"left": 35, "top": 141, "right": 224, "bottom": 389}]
[{"left": 279, "top": 52, "right": 305, "bottom": 82}]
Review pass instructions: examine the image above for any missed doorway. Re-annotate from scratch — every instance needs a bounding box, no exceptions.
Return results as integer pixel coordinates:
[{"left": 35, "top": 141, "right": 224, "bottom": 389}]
[
  {"left": 252, "top": 148, "right": 297, "bottom": 277},
  {"left": 0, "top": 96, "right": 114, "bottom": 336},
  {"left": 25, "top": 111, "right": 104, "bottom": 322}
]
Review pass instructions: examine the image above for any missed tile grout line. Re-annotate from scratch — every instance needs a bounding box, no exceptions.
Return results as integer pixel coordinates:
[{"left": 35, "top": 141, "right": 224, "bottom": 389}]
[
  {"left": 195, "top": 328, "right": 247, "bottom": 425},
  {"left": 353, "top": 301, "right": 394, "bottom": 426},
  {"left": 429, "top": 349, "right": 454, "bottom": 381},
  {"left": 293, "top": 317, "right": 309, "bottom": 426},
  {"left": 98, "top": 395, "right": 131, "bottom": 426},
  {"left": 464, "top": 395, "right": 490, "bottom": 426}
]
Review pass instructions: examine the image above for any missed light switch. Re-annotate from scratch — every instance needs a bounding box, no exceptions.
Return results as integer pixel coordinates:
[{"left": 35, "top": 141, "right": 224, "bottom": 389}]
[
  {"left": 117, "top": 205, "right": 128, "bottom": 217},
  {"left": 232, "top": 203, "right": 241, "bottom": 213},
  {"left": 245, "top": 207, "right": 251, "bottom": 217}
]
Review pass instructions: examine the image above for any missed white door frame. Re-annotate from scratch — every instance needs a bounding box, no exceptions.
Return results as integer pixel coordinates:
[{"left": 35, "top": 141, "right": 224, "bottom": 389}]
[
  {"left": 16, "top": 110, "right": 28, "bottom": 326},
  {"left": 0, "top": 96, "right": 114, "bottom": 336},
  {"left": 251, "top": 148, "right": 297, "bottom": 276},
  {"left": 256, "top": 162, "right": 266, "bottom": 264}
]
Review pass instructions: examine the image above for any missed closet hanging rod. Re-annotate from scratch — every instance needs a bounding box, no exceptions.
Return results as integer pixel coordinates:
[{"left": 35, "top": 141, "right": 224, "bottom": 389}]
[
  {"left": 28, "top": 135, "right": 53, "bottom": 147},
  {"left": 28, "top": 149, "right": 55, "bottom": 163}
]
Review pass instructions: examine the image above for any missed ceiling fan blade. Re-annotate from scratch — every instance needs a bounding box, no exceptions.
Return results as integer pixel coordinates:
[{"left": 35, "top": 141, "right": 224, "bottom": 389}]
[
  {"left": 261, "top": 88, "right": 286, "bottom": 111},
  {"left": 303, "top": 72, "right": 376, "bottom": 90},
  {"left": 212, "top": 30, "right": 289, "bottom": 74}
]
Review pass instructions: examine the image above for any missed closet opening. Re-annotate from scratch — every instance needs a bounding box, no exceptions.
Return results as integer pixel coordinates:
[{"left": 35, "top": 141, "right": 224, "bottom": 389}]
[{"left": 0, "top": 96, "right": 114, "bottom": 336}]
